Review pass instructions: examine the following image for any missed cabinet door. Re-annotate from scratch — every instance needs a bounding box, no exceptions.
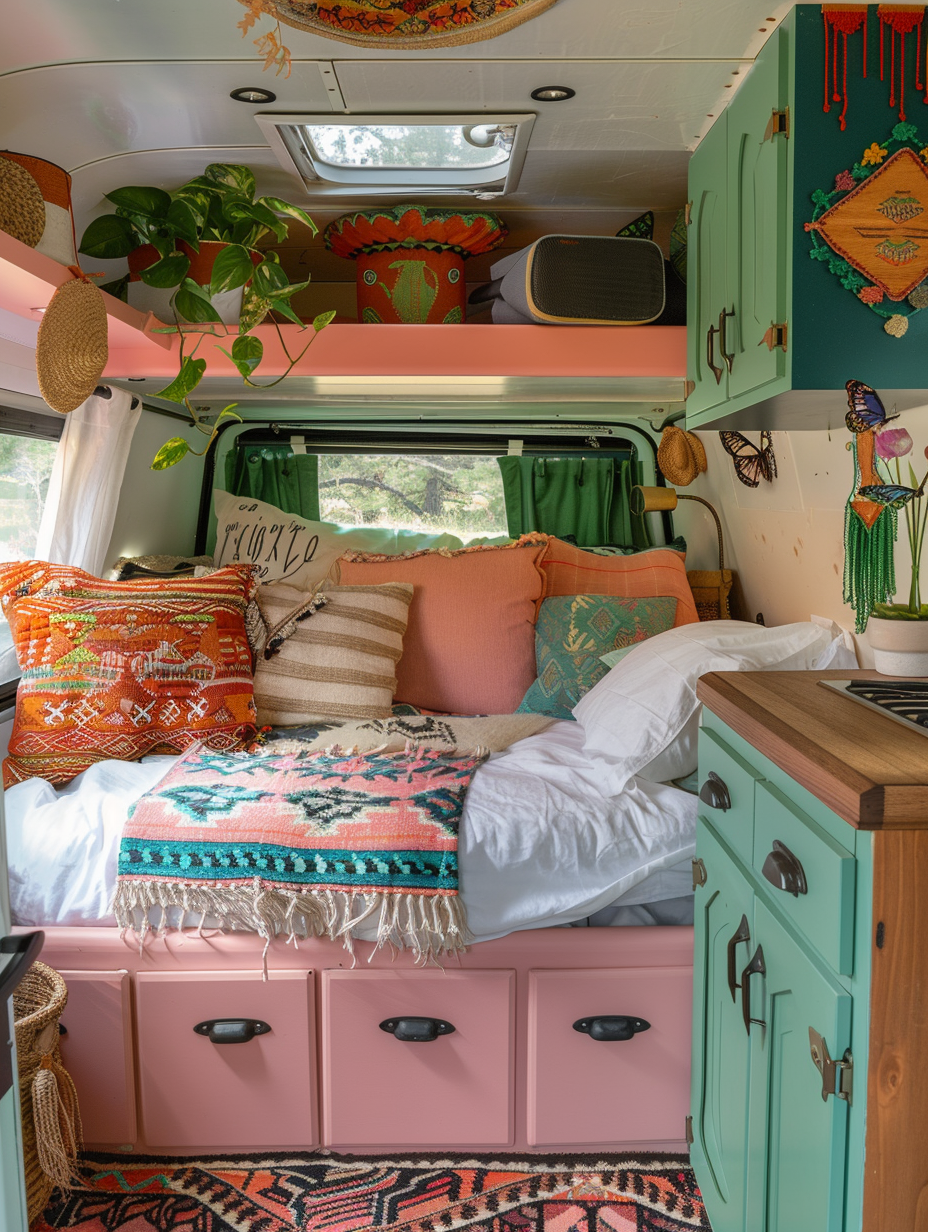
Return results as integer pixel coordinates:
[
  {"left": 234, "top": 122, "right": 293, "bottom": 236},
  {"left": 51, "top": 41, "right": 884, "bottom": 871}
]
[
  {"left": 687, "top": 113, "right": 729, "bottom": 418},
  {"left": 726, "top": 26, "right": 789, "bottom": 400},
  {"left": 745, "top": 901, "right": 851, "bottom": 1232},
  {"left": 690, "top": 823, "right": 754, "bottom": 1232},
  {"left": 57, "top": 971, "right": 136, "bottom": 1147}
]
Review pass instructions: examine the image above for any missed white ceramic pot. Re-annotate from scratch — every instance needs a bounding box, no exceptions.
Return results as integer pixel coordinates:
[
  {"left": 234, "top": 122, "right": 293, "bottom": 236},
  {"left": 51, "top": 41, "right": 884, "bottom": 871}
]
[{"left": 867, "top": 613, "right": 928, "bottom": 676}]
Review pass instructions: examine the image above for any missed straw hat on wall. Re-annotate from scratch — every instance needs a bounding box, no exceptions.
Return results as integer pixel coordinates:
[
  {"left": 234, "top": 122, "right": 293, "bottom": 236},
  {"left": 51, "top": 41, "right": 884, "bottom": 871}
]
[
  {"left": 657, "top": 425, "right": 707, "bottom": 487},
  {"left": 35, "top": 273, "right": 108, "bottom": 413}
]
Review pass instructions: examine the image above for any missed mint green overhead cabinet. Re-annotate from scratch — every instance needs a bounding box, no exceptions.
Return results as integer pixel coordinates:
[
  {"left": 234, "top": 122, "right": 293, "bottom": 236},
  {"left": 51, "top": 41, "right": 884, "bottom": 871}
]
[
  {"left": 691, "top": 670, "right": 928, "bottom": 1232},
  {"left": 687, "top": 6, "right": 928, "bottom": 430}
]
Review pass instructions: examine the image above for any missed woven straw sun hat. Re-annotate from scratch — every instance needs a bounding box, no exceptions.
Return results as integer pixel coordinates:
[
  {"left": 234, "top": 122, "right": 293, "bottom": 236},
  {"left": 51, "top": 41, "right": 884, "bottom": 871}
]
[
  {"left": 0, "top": 157, "right": 45, "bottom": 248},
  {"left": 36, "top": 275, "right": 108, "bottom": 413},
  {"left": 657, "top": 425, "right": 708, "bottom": 487}
]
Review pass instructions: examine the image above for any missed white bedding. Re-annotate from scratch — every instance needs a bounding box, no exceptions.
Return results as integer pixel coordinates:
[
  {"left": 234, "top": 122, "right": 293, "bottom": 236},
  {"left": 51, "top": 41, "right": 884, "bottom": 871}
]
[{"left": 4, "top": 720, "right": 696, "bottom": 941}]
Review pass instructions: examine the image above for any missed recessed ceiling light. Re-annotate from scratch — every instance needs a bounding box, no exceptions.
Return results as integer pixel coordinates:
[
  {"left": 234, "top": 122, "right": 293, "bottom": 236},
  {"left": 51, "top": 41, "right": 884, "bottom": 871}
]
[
  {"left": 230, "top": 86, "right": 277, "bottom": 104},
  {"left": 530, "top": 86, "right": 575, "bottom": 102}
]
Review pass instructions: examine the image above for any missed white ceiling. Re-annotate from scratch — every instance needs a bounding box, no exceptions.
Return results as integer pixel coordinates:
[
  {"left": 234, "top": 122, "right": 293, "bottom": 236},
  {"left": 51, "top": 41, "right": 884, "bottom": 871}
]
[{"left": 0, "top": 0, "right": 792, "bottom": 248}]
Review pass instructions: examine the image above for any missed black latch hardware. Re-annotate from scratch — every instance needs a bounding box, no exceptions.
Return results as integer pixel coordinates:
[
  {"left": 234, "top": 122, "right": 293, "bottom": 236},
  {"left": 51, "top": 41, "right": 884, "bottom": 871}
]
[
  {"left": 572, "top": 1016, "right": 650, "bottom": 1042},
  {"left": 379, "top": 1017, "right": 455, "bottom": 1042},
  {"left": 193, "top": 1019, "right": 271, "bottom": 1044}
]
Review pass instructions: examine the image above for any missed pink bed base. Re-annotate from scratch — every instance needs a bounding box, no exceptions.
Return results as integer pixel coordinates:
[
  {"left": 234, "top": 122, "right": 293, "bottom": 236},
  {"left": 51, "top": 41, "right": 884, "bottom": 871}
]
[{"left": 33, "top": 923, "right": 694, "bottom": 1157}]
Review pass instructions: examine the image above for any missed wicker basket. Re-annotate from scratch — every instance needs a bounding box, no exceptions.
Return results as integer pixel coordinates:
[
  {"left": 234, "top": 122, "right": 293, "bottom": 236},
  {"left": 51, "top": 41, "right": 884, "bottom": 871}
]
[{"left": 12, "top": 962, "right": 82, "bottom": 1223}]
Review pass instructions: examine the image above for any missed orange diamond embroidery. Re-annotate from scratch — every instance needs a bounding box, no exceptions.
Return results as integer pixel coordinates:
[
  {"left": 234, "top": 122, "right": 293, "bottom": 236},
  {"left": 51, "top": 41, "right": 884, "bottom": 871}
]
[{"left": 811, "top": 148, "right": 928, "bottom": 300}]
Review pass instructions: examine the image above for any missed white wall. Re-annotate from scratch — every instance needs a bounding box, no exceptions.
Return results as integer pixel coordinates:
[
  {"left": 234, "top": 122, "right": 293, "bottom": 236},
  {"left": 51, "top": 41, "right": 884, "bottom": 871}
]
[
  {"left": 104, "top": 408, "right": 206, "bottom": 569},
  {"left": 671, "top": 404, "right": 928, "bottom": 662}
]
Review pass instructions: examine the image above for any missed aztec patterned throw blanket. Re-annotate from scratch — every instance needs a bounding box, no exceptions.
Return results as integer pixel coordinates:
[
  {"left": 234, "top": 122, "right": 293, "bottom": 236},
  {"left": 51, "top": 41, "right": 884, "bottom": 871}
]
[{"left": 115, "top": 740, "right": 488, "bottom": 959}]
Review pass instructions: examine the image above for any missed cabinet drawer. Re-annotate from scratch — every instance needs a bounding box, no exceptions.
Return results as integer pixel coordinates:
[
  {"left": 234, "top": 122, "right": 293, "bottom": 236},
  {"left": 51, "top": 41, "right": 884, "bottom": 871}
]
[
  {"left": 322, "top": 970, "right": 514, "bottom": 1148},
  {"left": 58, "top": 971, "right": 136, "bottom": 1147},
  {"left": 527, "top": 968, "right": 691, "bottom": 1146},
  {"left": 698, "top": 727, "right": 761, "bottom": 865},
  {"left": 752, "top": 783, "right": 856, "bottom": 975},
  {"left": 136, "top": 971, "right": 316, "bottom": 1150}
]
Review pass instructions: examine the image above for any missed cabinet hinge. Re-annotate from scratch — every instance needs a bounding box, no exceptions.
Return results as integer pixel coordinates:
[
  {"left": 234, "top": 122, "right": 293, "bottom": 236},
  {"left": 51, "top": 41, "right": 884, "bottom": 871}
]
[
  {"left": 809, "top": 1027, "right": 853, "bottom": 1105},
  {"left": 764, "top": 107, "right": 790, "bottom": 140},
  {"left": 761, "top": 322, "right": 788, "bottom": 352},
  {"left": 691, "top": 858, "right": 708, "bottom": 890},
  {"left": 684, "top": 200, "right": 693, "bottom": 226},
  {"left": 685, "top": 1114, "right": 694, "bottom": 1145}
]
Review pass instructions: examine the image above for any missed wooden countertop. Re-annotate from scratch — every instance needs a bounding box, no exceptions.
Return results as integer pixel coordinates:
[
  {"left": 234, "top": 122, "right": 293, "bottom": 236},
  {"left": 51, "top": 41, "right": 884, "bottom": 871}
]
[{"left": 696, "top": 670, "right": 928, "bottom": 829}]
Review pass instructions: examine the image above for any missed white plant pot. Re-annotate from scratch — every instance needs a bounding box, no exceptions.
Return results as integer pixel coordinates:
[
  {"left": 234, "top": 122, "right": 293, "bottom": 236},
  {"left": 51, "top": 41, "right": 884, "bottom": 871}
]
[
  {"left": 867, "top": 613, "right": 928, "bottom": 676},
  {"left": 127, "top": 281, "right": 244, "bottom": 326}
]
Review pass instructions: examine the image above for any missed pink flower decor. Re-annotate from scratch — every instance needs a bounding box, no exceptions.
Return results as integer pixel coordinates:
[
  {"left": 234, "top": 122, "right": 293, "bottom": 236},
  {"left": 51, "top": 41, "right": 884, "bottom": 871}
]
[
  {"left": 858, "top": 285, "right": 884, "bottom": 304},
  {"left": 834, "top": 170, "right": 856, "bottom": 191},
  {"left": 875, "top": 426, "right": 914, "bottom": 458}
]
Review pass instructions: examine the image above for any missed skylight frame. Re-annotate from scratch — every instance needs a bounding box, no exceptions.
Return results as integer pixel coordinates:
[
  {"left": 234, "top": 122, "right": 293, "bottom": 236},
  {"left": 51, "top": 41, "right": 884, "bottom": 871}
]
[{"left": 255, "top": 112, "right": 536, "bottom": 197}]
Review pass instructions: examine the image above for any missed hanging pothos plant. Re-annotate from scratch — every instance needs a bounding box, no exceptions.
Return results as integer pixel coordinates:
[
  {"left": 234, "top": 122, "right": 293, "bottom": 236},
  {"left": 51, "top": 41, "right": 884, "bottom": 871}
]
[{"left": 79, "top": 163, "right": 334, "bottom": 469}]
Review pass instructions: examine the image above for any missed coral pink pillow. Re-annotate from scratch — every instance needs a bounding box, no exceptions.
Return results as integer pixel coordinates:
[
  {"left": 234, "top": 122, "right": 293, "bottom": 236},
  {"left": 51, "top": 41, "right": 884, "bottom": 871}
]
[
  {"left": 337, "top": 540, "right": 547, "bottom": 714},
  {"left": 538, "top": 539, "right": 699, "bottom": 627}
]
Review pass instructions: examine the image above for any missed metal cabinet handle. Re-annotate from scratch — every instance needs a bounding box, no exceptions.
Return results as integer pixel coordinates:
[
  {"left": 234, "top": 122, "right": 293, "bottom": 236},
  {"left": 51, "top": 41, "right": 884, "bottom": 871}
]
[
  {"left": 741, "top": 945, "right": 766, "bottom": 1034},
  {"left": 719, "top": 306, "right": 735, "bottom": 374},
  {"left": 706, "top": 322, "right": 724, "bottom": 385},
  {"left": 572, "top": 1016, "right": 651, "bottom": 1041},
  {"left": 726, "top": 914, "right": 751, "bottom": 1003},
  {"left": 379, "top": 1017, "right": 455, "bottom": 1042},
  {"left": 193, "top": 1018, "right": 271, "bottom": 1044},
  {"left": 699, "top": 771, "right": 731, "bottom": 812},
  {"left": 762, "top": 840, "right": 808, "bottom": 897}
]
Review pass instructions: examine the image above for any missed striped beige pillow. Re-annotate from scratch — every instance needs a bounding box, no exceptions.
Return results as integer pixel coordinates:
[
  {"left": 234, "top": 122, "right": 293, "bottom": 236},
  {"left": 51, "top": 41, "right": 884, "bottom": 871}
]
[{"left": 252, "top": 581, "right": 414, "bottom": 726}]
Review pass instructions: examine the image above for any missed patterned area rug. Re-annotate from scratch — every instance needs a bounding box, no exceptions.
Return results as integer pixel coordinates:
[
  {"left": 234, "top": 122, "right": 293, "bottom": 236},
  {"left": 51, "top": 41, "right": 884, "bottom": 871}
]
[{"left": 38, "top": 1154, "right": 710, "bottom": 1232}]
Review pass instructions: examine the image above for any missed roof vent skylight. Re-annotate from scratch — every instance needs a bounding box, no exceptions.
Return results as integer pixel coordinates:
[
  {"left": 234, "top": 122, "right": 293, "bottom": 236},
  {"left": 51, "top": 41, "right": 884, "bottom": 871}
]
[{"left": 255, "top": 113, "right": 535, "bottom": 198}]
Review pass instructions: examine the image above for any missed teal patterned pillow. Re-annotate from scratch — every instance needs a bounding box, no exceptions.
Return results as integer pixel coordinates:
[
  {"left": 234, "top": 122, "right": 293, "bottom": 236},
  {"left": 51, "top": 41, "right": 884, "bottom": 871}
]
[{"left": 517, "top": 594, "right": 678, "bottom": 720}]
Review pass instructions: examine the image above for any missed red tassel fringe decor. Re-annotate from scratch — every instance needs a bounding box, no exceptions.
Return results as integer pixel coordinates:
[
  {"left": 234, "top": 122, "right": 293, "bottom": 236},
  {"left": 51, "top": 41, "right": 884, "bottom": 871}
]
[
  {"left": 878, "top": 4, "right": 924, "bottom": 120},
  {"left": 823, "top": 5, "right": 868, "bottom": 129}
]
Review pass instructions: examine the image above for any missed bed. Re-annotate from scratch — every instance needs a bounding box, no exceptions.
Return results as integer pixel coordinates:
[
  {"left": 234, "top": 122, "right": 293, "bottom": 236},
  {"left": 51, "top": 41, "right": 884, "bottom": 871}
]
[{"left": 0, "top": 537, "right": 858, "bottom": 1157}]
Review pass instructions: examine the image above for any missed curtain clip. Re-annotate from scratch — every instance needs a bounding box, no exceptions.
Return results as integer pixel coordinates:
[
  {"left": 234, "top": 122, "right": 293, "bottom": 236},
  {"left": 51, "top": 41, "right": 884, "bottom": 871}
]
[
  {"left": 290, "top": 435, "right": 306, "bottom": 455},
  {"left": 507, "top": 439, "right": 523, "bottom": 457}
]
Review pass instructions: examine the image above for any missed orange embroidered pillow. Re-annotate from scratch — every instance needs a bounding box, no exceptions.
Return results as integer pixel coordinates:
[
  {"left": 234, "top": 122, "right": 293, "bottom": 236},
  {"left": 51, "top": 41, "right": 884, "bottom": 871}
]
[
  {"left": 0, "top": 561, "right": 258, "bottom": 786},
  {"left": 538, "top": 538, "right": 699, "bottom": 627},
  {"left": 337, "top": 539, "right": 547, "bottom": 714}
]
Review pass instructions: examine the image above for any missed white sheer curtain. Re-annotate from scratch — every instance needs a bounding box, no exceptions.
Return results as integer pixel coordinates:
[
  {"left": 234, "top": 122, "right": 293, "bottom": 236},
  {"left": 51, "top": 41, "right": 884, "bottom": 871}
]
[{"left": 35, "top": 385, "right": 141, "bottom": 576}]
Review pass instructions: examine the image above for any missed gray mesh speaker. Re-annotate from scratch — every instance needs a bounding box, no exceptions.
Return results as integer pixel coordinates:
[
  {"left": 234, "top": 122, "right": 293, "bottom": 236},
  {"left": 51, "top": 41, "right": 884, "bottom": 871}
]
[{"left": 471, "top": 235, "right": 666, "bottom": 324}]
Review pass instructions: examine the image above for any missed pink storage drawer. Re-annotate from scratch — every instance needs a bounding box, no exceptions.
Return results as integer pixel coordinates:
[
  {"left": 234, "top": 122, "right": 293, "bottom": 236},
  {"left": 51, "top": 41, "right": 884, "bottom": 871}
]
[
  {"left": 527, "top": 967, "right": 692, "bottom": 1145},
  {"left": 58, "top": 970, "right": 136, "bottom": 1148},
  {"left": 322, "top": 969, "right": 515, "bottom": 1148},
  {"left": 135, "top": 970, "right": 315, "bottom": 1150}
]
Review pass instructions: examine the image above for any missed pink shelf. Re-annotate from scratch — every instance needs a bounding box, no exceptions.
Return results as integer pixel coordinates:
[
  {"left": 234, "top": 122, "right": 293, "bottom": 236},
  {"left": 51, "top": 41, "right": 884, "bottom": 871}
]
[
  {"left": 102, "top": 322, "right": 687, "bottom": 380},
  {"left": 0, "top": 231, "right": 171, "bottom": 353}
]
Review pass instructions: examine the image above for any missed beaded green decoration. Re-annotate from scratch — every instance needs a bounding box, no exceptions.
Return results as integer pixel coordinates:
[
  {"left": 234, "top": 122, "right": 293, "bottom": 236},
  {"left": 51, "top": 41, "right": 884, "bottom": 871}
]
[{"left": 843, "top": 437, "right": 898, "bottom": 633}]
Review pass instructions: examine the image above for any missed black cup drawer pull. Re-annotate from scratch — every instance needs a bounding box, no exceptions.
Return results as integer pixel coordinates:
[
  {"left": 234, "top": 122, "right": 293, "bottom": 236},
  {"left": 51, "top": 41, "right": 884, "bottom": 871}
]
[
  {"left": 699, "top": 771, "right": 732, "bottom": 812},
  {"left": 193, "top": 1019, "right": 271, "bottom": 1044},
  {"left": 572, "top": 1016, "right": 651, "bottom": 1042},
  {"left": 379, "top": 1017, "right": 456, "bottom": 1042},
  {"left": 762, "top": 840, "right": 808, "bottom": 897}
]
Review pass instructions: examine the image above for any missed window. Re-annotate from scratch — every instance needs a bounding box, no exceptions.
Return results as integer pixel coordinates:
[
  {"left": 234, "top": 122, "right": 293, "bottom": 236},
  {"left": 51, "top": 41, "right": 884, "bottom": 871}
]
[
  {"left": 256, "top": 113, "right": 535, "bottom": 197},
  {"left": 0, "top": 408, "right": 63, "bottom": 694},
  {"left": 317, "top": 453, "right": 508, "bottom": 539}
]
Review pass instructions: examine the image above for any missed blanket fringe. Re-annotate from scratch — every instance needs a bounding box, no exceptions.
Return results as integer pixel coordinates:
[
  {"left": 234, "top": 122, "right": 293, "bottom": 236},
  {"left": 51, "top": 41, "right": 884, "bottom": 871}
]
[{"left": 113, "top": 878, "right": 471, "bottom": 967}]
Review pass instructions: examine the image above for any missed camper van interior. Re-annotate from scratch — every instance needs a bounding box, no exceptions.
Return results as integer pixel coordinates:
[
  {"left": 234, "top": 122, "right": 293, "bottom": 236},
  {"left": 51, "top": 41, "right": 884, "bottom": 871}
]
[{"left": 2, "top": 3, "right": 928, "bottom": 1231}]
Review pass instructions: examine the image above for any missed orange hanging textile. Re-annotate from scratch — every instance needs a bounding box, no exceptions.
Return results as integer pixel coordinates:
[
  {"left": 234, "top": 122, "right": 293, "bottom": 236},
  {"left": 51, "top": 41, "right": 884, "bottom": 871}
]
[
  {"left": 823, "top": 5, "right": 869, "bottom": 130},
  {"left": 878, "top": 4, "right": 924, "bottom": 120}
]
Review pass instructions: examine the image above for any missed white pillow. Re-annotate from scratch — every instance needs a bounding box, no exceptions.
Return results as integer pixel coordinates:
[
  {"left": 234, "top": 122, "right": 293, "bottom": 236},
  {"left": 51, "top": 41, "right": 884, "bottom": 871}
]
[
  {"left": 573, "top": 620, "right": 859, "bottom": 793},
  {"left": 212, "top": 491, "right": 506, "bottom": 588}
]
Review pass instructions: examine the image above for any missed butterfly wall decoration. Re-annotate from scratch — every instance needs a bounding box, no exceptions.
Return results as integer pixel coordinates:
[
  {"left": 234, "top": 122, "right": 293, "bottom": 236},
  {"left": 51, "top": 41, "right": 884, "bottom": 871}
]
[
  {"left": 719, "top": 430, "right": 778, "bottom": 488},
  {"left": 845, "top": 378, "right": 900, "bottom": 434}
]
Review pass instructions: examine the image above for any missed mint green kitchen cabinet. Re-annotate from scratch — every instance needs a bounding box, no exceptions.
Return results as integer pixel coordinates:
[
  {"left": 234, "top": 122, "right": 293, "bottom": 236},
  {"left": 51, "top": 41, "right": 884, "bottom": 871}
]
[
  {"left": 686, "top": 6, "right": 928, "bottom": 430},
  {"left": 691, "top": 669, "right": 928, "bottom": 1232}
]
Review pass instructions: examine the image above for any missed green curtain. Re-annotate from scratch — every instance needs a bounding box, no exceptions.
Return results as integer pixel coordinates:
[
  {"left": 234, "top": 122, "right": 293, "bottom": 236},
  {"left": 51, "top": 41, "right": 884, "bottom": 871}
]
[
  {"left": 497, "top": 455, "right": 652, "bottom": 549},
  {"left": 224, "top": 446, "right": 320, "bottom": 521}
]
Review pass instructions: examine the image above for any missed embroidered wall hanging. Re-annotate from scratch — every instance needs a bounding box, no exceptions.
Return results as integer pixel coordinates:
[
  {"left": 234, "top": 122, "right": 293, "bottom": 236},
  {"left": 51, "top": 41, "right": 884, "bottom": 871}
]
[
  {"left": 806, "top": 120, "right": 928, "bottom": 336},
  {"left": 238, "top": 0, "right": 558, "bottom": 55},
  {"left": 822, "top": 5, "right": 928, "bottom": 130}
]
